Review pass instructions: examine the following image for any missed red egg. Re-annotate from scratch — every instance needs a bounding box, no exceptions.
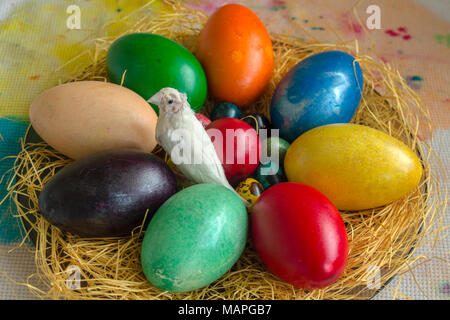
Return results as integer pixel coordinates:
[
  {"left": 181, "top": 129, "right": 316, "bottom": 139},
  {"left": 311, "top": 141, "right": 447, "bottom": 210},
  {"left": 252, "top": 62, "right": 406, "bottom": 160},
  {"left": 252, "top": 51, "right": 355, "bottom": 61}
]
[
  {"left": 195, "top": 113, "right": 211, "bottom": 128},
  {"left": 251, "top": 182, "right": 348, "bottom": 289},
  {"left": 206, "top": 118, "right": 261, "bottom": 185}
]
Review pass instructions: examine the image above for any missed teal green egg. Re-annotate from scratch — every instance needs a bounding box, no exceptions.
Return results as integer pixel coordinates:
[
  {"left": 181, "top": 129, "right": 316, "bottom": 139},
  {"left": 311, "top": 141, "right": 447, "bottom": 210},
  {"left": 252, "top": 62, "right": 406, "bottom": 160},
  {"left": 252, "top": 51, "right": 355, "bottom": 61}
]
[
  {"left": 256, "top": 160, "right": 287, "bottom": 190},
  {"left": 210, "top": 102, "right": 242, "bottom": 121},
  {"left": 265, "top": 137, "right": 290, "bottom": 164},
  {"left": 140, "top": 184, "right": 247, "bottom": 293},
  {"left": 106, "top": 33, "right": 207, "bottom": 114}
]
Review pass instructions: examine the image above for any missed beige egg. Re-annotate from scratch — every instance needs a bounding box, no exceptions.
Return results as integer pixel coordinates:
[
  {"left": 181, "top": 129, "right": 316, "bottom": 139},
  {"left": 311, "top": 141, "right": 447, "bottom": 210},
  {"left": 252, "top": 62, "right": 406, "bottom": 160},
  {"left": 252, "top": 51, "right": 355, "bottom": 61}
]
[{"left": 30, "top": 81, "right": 158, "bottom": 159}]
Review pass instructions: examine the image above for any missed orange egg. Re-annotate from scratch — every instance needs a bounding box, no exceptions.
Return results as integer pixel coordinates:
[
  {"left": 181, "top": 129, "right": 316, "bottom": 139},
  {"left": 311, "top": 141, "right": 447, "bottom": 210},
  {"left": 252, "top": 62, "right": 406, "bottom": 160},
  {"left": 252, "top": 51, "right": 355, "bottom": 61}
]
[{"left": 197, "top": 4, "right": 273, "bottom": 107}]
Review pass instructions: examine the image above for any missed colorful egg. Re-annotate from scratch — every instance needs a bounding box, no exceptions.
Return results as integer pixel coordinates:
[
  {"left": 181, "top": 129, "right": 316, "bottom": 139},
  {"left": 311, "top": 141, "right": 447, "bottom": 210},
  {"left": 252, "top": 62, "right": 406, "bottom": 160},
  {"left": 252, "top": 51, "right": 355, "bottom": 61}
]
[
  {"left": 210, "top": 102, "right": 242, "bottom": 121},
  {"left": 255, "top": 160, "right": 287, "bottom": 190},
  {"left": 251, "top": 182, "right": 348, "bottom": 289},
  {"left": 195, "top": 113, "right": 211, "bottom": 128},
  {"left": 206, "top": 118, "right": 261, "bottom": 185},
  {"left": 141, "top": 184, "right": 247, "bottom": 293},
  {"left": 197, "top": 4, "right": 273, "bottom": 106},
  {"left": 29, "top": 81, "right": 158, "bottom": 159},
  {"left": 284, "top": 124, "right": 423, "bottom": 210},
  {"left": 263, "top": 136, "right": 290, "bottom": 164},
  {"left": 236, "top": 178, "right": 264, "bottom": 208},
  {"left": 39, "top": 149, "right": 177, "bottom": 238},
  {"left": 270, "top": 51, "right": 363, "bottom": 142},
  {"left": 107, "top": 33, "right": 207, "bottom": 114},
  {"left": 241, "top": 113, "right": 272, "bottom": 137}
]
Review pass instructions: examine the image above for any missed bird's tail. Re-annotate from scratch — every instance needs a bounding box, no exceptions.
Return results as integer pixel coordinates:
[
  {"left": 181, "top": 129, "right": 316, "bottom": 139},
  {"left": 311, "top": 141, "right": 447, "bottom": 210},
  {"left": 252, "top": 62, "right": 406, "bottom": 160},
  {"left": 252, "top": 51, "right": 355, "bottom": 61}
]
[{"left": 223, "top": 182, "right": 252, "bottom": 208}]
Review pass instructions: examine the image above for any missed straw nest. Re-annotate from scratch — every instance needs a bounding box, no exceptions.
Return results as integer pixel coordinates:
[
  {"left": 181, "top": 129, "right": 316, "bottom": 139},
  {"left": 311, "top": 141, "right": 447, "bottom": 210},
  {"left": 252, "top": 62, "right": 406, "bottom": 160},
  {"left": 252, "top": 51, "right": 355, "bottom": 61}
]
[{"left": 4, "top": 0, "right": 447, "bottom": 299}]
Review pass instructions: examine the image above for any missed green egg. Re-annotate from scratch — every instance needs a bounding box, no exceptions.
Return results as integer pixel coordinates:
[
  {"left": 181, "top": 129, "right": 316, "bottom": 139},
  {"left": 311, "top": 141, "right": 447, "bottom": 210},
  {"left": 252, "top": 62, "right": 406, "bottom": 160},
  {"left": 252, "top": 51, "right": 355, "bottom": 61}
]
[
  {"left": 140, "top": 184, "right": 247, "bottom": 293},
  {"left": 256, "top": 160, "right": 287, "bottom": 190},
  {"left": 106, "top": 33, "right": 207, "bottom": 114},
  {"left": 265, "top": 136, "right": 290, "bottom": 164}
]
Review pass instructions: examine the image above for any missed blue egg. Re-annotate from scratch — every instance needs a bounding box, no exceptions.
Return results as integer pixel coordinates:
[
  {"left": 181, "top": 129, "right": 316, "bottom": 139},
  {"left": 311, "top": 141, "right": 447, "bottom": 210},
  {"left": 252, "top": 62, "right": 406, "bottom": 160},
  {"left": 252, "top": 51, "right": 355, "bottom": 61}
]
[{"left": 270, "top": 51, "right": 363, "bottom": 142}]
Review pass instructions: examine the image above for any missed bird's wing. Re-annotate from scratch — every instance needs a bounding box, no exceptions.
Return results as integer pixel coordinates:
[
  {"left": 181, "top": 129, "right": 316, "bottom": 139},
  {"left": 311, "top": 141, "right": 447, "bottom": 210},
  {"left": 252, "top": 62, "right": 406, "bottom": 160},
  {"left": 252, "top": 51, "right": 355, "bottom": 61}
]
[
  {"left": 157, "top": 109, "right": 234, "bottom": 190},
  {"left": 177, "top": 112, "right": 231, "bottom": 185},
  {"left": 192, "top": 129, "right": 231, "bottom": 185}
]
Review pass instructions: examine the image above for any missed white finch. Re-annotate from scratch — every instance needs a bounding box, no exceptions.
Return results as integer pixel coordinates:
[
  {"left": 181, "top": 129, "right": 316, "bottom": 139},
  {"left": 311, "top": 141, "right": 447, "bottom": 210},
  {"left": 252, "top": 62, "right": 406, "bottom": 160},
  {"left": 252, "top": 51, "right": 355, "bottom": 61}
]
[{"left": 148, "top": 88, "right": 250, "bottom": 207}]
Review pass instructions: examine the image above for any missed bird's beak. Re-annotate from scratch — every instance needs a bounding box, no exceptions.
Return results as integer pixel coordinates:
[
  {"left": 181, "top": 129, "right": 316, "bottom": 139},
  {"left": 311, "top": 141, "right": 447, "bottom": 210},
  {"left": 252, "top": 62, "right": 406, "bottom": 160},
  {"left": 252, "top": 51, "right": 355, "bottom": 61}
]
[{"left": 147, "top": 91, "right": 163, "bottom": 105}]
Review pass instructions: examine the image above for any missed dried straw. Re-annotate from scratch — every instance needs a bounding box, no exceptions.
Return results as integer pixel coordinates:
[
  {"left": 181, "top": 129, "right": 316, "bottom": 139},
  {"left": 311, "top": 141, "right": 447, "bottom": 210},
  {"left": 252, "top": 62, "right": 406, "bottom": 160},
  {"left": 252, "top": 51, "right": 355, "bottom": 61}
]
[{"left": 4, "top": 0, "right": 447, "bottom": 299}]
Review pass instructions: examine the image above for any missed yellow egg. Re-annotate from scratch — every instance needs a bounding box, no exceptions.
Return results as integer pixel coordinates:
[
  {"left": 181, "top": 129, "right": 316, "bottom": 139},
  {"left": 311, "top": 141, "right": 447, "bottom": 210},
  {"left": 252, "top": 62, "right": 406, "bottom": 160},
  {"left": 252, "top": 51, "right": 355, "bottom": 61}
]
[
  {"left": 284, "top": 124, "right": 423, "bottom": 211},
  {"left": 236, "top": 178, "right": 264, "bottom": 208},
  {"left": 30, "top": 81, "right": 158, "bottom": 159}
]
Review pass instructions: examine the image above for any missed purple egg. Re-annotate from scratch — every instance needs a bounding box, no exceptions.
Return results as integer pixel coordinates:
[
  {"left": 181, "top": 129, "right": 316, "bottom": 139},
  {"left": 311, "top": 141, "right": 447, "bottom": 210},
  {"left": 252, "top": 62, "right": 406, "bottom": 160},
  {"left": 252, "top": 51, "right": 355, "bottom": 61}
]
[{"left": 39, "top": 149, "right": 177, "bottom": 237}]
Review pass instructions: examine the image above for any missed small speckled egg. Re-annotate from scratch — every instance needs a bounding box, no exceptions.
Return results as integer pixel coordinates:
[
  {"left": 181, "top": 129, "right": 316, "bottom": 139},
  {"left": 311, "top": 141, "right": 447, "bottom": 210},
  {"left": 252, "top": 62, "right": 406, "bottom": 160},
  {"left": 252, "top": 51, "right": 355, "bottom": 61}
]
[
  {"left": 241, "top": 113, "right": 272, "bottom": 136},
  {"left": 210, "top": 102, "right": 242, "bottom": 121},
  {"left": 256, "top": 161, "right": 287, "bottom": 190},
  {"left": 236, "top": 178, "right": 264, "bottom": 207}
]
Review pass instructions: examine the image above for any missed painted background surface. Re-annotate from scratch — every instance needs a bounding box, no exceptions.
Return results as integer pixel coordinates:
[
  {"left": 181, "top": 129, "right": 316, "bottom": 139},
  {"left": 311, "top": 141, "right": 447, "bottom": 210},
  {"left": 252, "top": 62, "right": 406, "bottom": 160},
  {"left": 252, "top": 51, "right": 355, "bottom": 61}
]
[{"left": 0, "top": 0, "right": 448, "bottom": 299}]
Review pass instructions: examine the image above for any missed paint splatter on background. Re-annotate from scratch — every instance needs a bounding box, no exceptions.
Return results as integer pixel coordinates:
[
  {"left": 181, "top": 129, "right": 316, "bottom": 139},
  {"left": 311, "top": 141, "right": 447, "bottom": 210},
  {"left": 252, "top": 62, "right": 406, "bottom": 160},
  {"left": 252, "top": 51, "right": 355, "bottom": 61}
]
[
  {"left": 385, "top": 27, "right": 412, "bottom": 40},
  {"left": 0, "top": 117, "right": 29, "bottom": 244},
  {"left": 405, "top": 75, "right": 424, "bottom": 90}
]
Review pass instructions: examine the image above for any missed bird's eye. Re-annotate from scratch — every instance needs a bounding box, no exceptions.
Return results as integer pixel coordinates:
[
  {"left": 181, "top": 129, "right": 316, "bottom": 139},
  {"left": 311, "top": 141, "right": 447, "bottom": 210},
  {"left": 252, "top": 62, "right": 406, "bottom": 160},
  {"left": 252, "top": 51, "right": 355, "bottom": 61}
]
[{"left": 168, "top": 99, "right": 174, "bottom": 104}]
